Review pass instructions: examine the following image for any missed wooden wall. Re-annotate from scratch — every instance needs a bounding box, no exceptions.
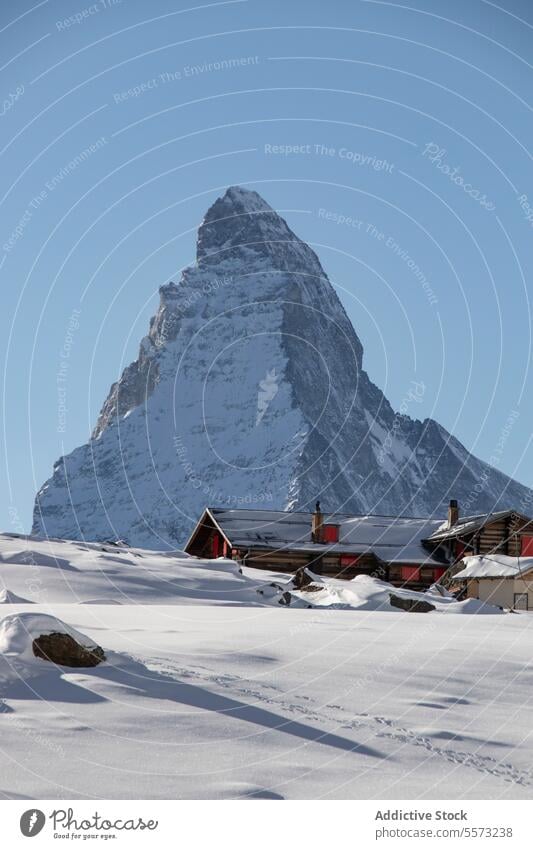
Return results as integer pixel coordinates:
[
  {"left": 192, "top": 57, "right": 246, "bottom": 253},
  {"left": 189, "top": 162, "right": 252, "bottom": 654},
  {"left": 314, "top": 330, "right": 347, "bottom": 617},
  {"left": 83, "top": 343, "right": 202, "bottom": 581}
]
[{"left": 465, "top": 514, "right": 533, "bottom": 556}]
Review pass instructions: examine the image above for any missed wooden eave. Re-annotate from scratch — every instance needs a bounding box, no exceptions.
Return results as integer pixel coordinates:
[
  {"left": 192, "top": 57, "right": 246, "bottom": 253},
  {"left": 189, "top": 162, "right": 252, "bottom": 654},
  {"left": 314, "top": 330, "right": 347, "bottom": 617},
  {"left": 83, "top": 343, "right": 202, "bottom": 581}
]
[{"left": 184, "top": 508, "right": 233, "bottom": 553}]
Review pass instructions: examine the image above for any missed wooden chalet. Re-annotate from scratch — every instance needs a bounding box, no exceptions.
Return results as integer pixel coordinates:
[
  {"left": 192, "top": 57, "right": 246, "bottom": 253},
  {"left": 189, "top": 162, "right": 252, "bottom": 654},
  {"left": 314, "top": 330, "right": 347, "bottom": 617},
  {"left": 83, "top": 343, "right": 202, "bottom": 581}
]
[
  {"left": 429, "top": 501, "right": 533, "bottom": 586},
  {"left": 447, "top": 554, "right": 533, "bottom": 610},
  {"left": 185, "top": 500, "right": 533, "bottom": 591}
]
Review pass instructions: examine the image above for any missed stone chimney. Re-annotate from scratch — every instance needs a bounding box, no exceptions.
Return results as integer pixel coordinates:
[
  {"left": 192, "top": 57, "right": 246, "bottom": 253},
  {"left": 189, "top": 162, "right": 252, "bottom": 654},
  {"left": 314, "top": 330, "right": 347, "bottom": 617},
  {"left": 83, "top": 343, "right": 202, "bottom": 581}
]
[
  {"left": 311, "top": 501, "right": 324, "bottom": 543},
  {"left": 447, "top": 499, "right": 459, "bottom": 528}
]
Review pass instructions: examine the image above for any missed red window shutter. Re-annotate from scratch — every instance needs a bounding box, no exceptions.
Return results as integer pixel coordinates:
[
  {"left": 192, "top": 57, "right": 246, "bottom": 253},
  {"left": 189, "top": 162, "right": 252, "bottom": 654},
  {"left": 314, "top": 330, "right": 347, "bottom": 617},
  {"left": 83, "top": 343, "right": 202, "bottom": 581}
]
[
  {"left": 433, "top": 567, "right": 447, "bottom": 581},
  {"left": 222, "top": 540, "right": 229, "bottom": 557},
  {"left": 401, "top": 566, "right": 420, "bottom": 582},
  {"left": 212, "top": 535, "right": 220, "bottom": 558},
  {"left": 455, "top": 541, "right": 466, "bottom": 561},
  {"left": 340, "top": 555, "right": 359, "bottom": 567},
  {"left": 521, "top": 536, "right": 533, "bottom": 556},
  {"left": 323, "top": 524, "right": 339, "bottom": 543}
]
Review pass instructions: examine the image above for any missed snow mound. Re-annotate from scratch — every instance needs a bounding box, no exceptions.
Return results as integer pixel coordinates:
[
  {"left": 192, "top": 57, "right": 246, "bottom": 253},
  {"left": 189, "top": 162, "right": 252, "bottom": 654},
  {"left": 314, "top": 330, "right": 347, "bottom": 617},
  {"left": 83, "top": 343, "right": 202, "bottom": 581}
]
[
  {"left": 0, "top": 588, "right": 34, "bottom": 604},
  {"left": 263, "top": 572, "right": 504, "bottom": 614},
  {"left": 0, "top": 613, "right": 100, "bottom": 663},
  {"left": 0, "top": 533, "right": 267, "bottom": 605},
  {"left": 454, "top": 554, "right": 533, "bottom": 579}
]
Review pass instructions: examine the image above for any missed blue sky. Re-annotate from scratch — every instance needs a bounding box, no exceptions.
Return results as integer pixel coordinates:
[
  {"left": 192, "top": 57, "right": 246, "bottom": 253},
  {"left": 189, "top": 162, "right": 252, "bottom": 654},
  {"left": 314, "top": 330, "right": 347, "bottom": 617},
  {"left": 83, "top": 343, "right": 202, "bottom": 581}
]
[{"left": 1, "top": 0, "right": 532, "bottom": 533}]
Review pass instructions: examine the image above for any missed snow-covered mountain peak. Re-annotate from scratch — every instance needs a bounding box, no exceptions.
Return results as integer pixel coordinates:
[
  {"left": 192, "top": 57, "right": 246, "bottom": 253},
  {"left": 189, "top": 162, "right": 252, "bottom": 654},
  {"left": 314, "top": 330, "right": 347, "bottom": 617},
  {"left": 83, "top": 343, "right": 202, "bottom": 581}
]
[
  {"left": 33, "top": 186, "right": 532, "bottom": 549},
  {"left": 221, "top": 184, "right": 271, "bottom": 210},
  {"left": 196, "top": 185, "right": 324, "bottom": 274}
]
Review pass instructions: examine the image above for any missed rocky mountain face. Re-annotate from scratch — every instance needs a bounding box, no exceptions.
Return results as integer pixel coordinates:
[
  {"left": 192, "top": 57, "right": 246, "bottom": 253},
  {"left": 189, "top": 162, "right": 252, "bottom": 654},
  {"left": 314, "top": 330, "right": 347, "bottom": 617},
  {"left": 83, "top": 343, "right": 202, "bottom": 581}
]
[{"left": 33, "top": 186, "right": 532, "bottom": 549}]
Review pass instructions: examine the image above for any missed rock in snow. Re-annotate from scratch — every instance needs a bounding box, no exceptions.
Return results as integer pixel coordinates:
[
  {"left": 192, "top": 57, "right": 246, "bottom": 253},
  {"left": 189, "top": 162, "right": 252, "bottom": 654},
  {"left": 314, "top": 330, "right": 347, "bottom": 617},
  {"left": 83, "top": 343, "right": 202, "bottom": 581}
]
[
  {"left": 33, "top": 186, "right": 532, "bottom": 549},
  {"left": 0, "top": 613, "right": 105, "bottom": 666},
  {"left": 32, "top": 632, "right": 105, "bottom": 667},
  {"left": 389, "top": 593, "right": 436, "bottom": 613}
]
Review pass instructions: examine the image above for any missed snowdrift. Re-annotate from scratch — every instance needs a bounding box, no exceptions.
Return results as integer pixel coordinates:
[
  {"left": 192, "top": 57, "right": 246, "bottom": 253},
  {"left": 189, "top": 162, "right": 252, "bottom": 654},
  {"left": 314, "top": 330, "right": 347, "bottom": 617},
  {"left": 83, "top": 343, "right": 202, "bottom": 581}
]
[
  {"left": 0, "top": 588, "right": 33, "bottom": 604},
  {"left": 0, "top": 534, "right": 266, "bottom": 605},
  {"left": 258, "top": 571, "right": 504, "bottom": 614}
]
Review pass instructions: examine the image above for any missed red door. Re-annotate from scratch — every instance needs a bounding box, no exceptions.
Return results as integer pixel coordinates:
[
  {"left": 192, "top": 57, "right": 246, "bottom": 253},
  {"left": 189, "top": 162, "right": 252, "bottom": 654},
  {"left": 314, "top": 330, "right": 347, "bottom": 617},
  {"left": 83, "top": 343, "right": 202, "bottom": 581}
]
[
  {"left": 401, "top": 566, "right": 420, "bottom": 582},
  {"left": 521, "top": 536, "right": 533, "bottom": 556}
]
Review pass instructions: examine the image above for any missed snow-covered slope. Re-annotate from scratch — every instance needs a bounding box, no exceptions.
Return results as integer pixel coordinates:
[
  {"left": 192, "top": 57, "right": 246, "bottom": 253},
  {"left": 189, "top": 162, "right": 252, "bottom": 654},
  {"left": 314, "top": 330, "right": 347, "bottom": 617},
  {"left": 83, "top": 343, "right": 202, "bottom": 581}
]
[
  {"left": 0, "top": 601, "right": 531, "bottom": 799},
  {"left": 0, "top": 534, "right": 532, "bottom": 800},
  {"left": 0, "top": 533, "right": 268, "bottom": 606},
  {"left": 33, "top": 186, "right": 532, "bottom": 549}
]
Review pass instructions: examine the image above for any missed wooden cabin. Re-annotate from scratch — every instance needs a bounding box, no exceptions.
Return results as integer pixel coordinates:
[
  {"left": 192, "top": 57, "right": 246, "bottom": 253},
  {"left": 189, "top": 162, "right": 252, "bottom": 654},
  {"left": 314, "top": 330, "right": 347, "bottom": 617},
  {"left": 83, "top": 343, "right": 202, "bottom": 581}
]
[
  {"left": 428, "top": 502, "right": 533, "bottom": 586},
  {"left": 448, "top": 554, "right": 533, "bottom": 610},
  {"left": 185, "top": 500, "right": 533, "bottom": 591},
  {"left": 185, "top": 503, "right": 446, "bottom": 589}
]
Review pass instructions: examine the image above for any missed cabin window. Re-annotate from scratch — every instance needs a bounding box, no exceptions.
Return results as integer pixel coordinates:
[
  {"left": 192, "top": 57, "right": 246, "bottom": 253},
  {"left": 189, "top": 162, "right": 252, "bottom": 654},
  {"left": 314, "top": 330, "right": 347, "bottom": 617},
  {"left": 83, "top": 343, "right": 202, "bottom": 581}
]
[
  {"left": 401, "top": 566, "right": 420, "bottom": 582},
  {"left": 340, "top": 555, "right": 358, "bottom": 567},
  {"left": 514, "top": 593, "right": 528, "bottom": 610},
  {"left": 520, "top": 536, "right": 533, "bottom": 556},
  {"left": 322, "top": 524, "right": 339, "bottom": 543}
]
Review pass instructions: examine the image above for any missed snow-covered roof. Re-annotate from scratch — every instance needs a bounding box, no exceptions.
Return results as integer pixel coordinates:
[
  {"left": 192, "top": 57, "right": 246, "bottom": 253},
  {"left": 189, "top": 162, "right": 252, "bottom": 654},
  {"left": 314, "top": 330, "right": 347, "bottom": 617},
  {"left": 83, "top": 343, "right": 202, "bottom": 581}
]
[
  {"left": 453, "top": 555, "right": 533, "bottom": 580},
  {"left": 428, "top": 510, "right": 516, "bottom": 541},
  {"left": 207, "top": 508, "right": 447, "bottom": 565}
]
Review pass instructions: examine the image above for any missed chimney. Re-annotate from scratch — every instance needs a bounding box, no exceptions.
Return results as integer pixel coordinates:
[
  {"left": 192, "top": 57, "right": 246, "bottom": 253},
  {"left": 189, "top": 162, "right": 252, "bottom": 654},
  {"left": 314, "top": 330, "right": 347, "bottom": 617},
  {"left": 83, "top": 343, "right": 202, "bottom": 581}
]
[
  {"left": 447, "top": 499, "right": 459, "bottom": 528},
  {"left": 312, "top": 501, "right": 324, "bottom": 543}
]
